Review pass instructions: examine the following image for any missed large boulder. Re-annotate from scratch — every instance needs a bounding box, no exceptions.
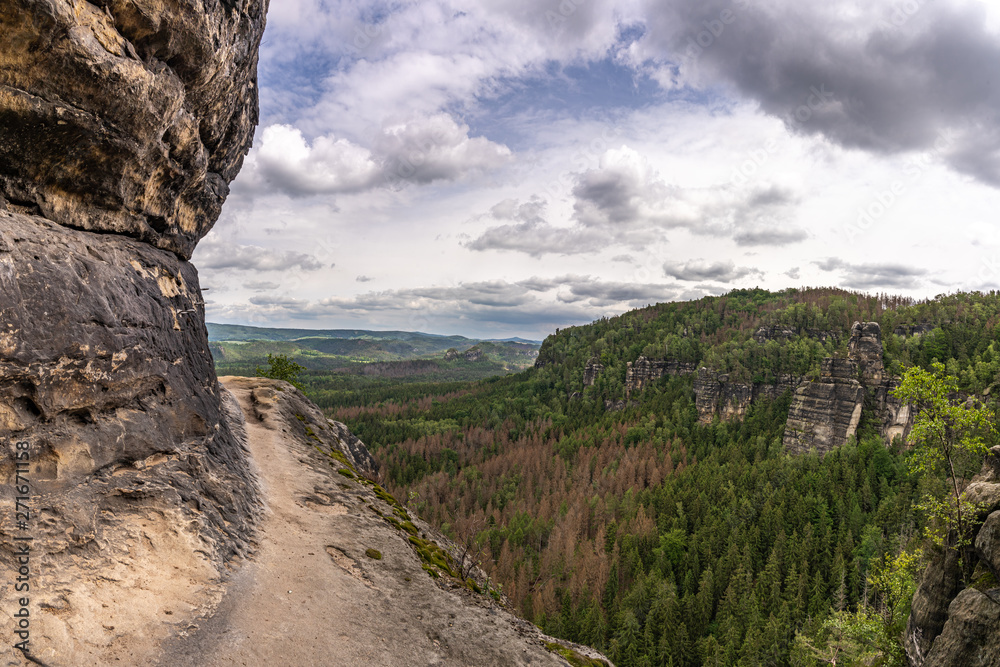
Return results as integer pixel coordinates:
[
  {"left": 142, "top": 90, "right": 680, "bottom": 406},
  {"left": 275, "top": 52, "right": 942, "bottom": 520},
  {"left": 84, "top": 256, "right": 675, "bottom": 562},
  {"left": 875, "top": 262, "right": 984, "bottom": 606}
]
[{"left": 0, "top": 0, "right": 267, "bottom": 259}]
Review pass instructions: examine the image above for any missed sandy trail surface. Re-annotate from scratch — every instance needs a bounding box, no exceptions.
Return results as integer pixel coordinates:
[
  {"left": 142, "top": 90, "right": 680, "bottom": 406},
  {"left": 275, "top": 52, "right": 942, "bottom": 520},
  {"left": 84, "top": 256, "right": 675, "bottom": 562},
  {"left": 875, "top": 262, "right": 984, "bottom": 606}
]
[{"left": 153, "top": 377, "right": 585, "bottom": 667}]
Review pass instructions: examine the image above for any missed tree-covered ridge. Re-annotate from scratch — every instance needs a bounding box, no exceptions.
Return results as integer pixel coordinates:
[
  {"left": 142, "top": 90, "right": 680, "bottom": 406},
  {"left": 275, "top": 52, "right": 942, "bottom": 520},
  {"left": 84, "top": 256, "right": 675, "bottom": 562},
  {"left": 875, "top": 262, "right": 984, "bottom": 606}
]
[
  {"left": 535, "top": 288, "right": 1000, "bottom": 394},
  {"left": 315, "top": 289, "right": 1000, "bottom": 666}
]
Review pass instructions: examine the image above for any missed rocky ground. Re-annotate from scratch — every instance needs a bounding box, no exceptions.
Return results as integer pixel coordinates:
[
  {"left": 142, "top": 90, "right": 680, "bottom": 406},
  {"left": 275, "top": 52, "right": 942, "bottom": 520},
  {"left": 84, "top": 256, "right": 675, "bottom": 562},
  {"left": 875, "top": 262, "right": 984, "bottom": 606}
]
[
  {"left": 151, "top": 376, "right": 611, "bottom": 667},
  {"left": 5, "top": 376, "right": 611, "bottom": 666}
]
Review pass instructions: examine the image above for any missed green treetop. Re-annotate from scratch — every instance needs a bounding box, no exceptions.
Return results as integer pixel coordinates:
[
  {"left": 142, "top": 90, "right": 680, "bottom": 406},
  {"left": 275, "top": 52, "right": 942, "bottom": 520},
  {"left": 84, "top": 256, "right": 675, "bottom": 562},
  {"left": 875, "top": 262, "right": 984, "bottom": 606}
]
[{"left": 892, "top": 361, "right": 996, "bottom": 550}]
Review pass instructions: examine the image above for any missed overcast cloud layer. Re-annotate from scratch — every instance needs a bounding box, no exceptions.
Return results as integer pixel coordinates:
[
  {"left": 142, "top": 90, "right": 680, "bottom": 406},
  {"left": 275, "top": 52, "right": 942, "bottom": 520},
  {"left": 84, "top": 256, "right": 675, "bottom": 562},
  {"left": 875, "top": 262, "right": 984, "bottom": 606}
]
[{"left": 194, "top": 0, "right": 1000, "bottom": 339}]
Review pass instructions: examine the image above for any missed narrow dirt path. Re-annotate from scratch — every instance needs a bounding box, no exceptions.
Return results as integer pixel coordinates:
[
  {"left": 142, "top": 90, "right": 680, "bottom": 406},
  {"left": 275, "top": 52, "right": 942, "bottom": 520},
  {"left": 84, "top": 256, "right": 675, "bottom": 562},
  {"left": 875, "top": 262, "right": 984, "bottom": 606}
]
[{"left": 155, "top": 377, "right": 591, "bottom": 667}]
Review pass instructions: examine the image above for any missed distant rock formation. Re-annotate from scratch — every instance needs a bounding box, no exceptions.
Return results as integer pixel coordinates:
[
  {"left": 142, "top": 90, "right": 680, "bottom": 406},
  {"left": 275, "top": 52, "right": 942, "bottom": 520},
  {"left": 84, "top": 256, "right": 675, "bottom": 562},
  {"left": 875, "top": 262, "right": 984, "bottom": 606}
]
[
  {"left": 782, "top": 358, "right": 865, "bottom": 455},
  {"left": 618, "top": 322, "right": 912, "bottom": 447},
  {"left": 445, "top": 346, "right": 485, "bottom": 362},
  {"left": 625, "top": 357, "right": 697, "bottom": 395},
  {"left": 694, "top": 369, "right": 799, "bottom": 425},
  {"left": 753, "top": 326, "right": 838, "bottom": 344},
  {"left": 905, "top": 446, "right": 1000, "bottom": 666},
  {"left": 894, "top": 323, "right": 935, "bottom": 337},
  {"left": 583, "top": 357, "right": 605, "bottom": 386},
  {"left": 848, "top": 321, "right": 885, "bottom": 385},
  {"left": 783, "top": 322, "right": 913, "bottom": 454}
]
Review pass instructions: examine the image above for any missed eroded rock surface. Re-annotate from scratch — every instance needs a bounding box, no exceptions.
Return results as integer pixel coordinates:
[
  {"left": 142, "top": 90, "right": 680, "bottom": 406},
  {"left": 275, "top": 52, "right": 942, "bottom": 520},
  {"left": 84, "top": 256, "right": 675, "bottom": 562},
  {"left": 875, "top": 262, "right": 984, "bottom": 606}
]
[
  {"left": 783, "top": 322, "right": 913, "bottom": 454},
  {"left": 782, "top": 358, "right": 865, "bottom": 455},
  {"left": 624, "top": 356, "right": 696, "bottom": 395},
  {"left": 583, "top": 356, "right": 605, "bottom": 386},
  {"left": 905, "top": 446, "right": 1000, "bottom": 666},
  {"left": 693, "top": 368, "right": 799, "bottom": 424},
  {"left": 0, "top": 0, "right": 268, "bottom": 664},
  {"left": 0, "top": 0, "right": 267, "bottom": 259},
  {"left": 0, "top": 209, "right": 262, "bottom": 665}
]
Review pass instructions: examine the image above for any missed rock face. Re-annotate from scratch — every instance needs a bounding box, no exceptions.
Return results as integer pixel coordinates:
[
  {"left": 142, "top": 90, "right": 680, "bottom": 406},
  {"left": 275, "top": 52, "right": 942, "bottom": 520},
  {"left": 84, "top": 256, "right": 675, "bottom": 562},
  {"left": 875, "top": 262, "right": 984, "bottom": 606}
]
[
  {"left": 0, "top": 192, "right": 263, "bottom": 666},
  {"left": 848, "top": 321, "right": 885, "bottom": 385},
  {"left": 783, "top": 322, "right": 913, "bottom": 454},
  {"left": 783, "top": 358, "right": 865, "bottom": 454},
  {"left": 621, "top": 322, "right": 912, "bottom": 446},
  {"left": 625, "top": 357, "right": 697, "bottom": 395},
  {"left": 0, "top": 0, "right": 268, "bottom": 663},
  {"left": 583, "top": 356, "right": 605, "bottom": 386},
  {"left": 445, "top": 346, "right": 485, "bottom": 362},
  {"left": 894, "top": 323, "right": 935, "bottom": 337},
  {"left": 0, "top": 213, "right": 260, "bottom": 551},
  {"left": 753, "top": 326, "right": 838, "bottom": 344},
  {"left": 905, "top": 446, "right": 1000, "bottom": 667},
  {"left": 694, "top": 369, "right": 799, "bottom": 424},
  {"left": 0, "top": 0, "right": 267, "bottom": 259}
]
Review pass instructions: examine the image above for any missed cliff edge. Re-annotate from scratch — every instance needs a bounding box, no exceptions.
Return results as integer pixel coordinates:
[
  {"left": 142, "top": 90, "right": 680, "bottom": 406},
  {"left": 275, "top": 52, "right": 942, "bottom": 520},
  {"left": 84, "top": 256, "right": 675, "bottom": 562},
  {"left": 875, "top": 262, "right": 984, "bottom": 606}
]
[{"left": 154, "top": 377, "right": 612, "bottom": 667}]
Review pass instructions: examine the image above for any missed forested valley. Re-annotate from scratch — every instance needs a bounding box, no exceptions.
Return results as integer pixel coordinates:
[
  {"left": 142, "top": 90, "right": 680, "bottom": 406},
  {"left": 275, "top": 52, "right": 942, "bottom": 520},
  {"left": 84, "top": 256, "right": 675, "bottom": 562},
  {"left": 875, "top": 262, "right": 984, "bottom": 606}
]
[{"left": 283, "top": 288, "right": 1000, "bottom": 665}]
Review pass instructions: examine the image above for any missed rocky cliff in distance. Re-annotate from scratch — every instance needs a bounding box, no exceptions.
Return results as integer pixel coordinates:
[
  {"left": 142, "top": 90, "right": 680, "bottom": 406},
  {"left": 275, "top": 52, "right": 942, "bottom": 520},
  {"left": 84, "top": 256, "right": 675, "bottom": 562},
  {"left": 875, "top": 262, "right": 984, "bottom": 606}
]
[
  {"left": 624, "top": 357, "right": 696, "bottom": 395},
  {"left": 584, "top": 356, "right": 605, "bottom": 386},
  {"left": 619, "top": 322, "right": 912, "bottom": 449},
  {"left": 782, "top": 358, "right": 865, "bottom": 455},
  {"left": 695, "top": 368, "right": 800, "bottom": 425},
  {"left": 783, "top": 322, "right": 912, "bottom": 454}
]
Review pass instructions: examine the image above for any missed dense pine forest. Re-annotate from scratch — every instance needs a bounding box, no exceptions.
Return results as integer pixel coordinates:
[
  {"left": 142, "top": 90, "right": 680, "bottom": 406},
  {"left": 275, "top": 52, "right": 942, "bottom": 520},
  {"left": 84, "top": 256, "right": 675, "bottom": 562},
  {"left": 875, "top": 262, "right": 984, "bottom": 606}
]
[{"left": 285, "top": 288, "right": 1000, "bottom": 665}]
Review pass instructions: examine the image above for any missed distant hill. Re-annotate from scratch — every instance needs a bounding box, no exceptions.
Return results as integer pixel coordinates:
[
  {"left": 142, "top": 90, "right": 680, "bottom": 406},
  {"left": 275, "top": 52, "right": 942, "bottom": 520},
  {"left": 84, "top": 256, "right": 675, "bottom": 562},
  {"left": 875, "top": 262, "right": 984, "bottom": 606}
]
[{"left": 206, "top": 322, "right": 541, "bottom": 380}]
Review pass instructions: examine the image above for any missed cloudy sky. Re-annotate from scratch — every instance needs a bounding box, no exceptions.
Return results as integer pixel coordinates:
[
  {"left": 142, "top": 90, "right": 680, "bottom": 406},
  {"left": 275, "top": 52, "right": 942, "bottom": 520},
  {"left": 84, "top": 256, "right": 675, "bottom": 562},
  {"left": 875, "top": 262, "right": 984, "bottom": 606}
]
[{"left": 195, "top": 0, "right": 1000, "bottom": 340}]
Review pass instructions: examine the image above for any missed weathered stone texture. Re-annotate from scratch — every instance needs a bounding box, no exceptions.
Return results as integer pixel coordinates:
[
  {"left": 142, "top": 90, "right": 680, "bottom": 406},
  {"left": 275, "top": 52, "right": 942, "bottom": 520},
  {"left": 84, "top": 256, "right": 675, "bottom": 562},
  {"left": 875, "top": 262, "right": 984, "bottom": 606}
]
[
  {"left": 782, "top": 358, "right": 864, "bottom": 454},
  {"left": 920, "top": 588, "right": 1000, "bottom": 667},
  {"left": 583, "top": 356, "right": 605, "bottom": 386},
  {"left": 782, "top": 322, "right": 914, "bottom": 453},
  {"left": 905, "top": 447, "right": 1000, "bottom": 666},
  {"left": 0, "top": 0, "right": 270, "bottom": 660},
  {"left": 848, "top": 321, "right": 885, "bottom": 385},
  {"left": 753, "top": 326, "right": 837, "bottom": 344},
  {"left": 0, "top": 210, "right": 262, "bottom": 661},
  {"left": 0, "top": 210, "right": 261, "bottom": 542},
  {"left": 693, "top": 368, "right": 799, "bottom": 424},
  {"left": 0, "top": 0, "right": 268, "bottom": 259},
  {"left": 625, "top": 356, "right": 696, "bottom": 395}
]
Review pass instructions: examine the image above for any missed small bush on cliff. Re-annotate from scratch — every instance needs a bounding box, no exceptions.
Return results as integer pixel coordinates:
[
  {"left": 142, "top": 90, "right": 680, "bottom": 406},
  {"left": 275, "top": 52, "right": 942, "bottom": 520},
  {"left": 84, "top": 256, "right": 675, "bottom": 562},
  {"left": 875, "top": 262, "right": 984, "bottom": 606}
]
[
  {"left": 893, "top": 362, "right": 996, "bottom": 554},
  {"left": 255, "top": 353, "right": 305, "bottom": 390}
]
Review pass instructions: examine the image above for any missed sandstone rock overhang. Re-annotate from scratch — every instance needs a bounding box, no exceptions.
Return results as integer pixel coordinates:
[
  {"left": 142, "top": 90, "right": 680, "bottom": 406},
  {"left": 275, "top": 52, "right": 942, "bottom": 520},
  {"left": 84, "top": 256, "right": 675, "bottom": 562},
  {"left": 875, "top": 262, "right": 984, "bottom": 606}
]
[
  {"left": 0, "top": 0, "right": 270, "bottom": 662},
  {"left": 0, "top": 0, "right": 268, "bottom": 260}
]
